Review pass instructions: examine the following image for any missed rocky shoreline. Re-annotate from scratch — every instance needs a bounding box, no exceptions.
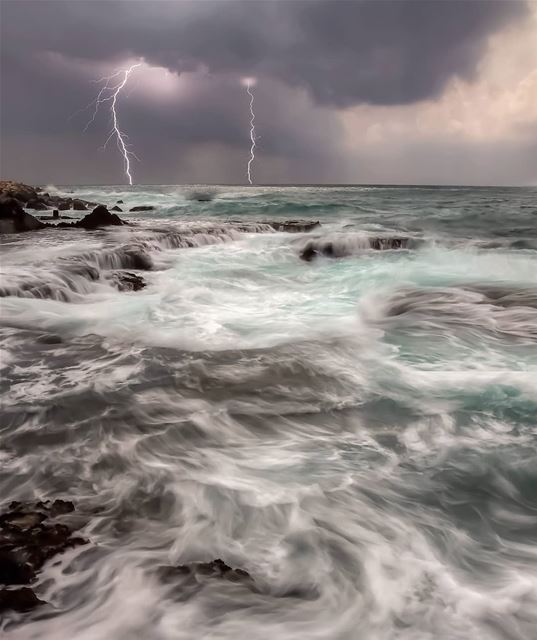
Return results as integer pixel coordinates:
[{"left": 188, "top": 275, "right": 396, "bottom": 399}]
[{"left": 1, "top": 181, "right": 412, "bottom": 268}]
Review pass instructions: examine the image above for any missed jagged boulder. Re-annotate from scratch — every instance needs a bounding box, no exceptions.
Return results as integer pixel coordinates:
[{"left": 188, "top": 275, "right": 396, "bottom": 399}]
[
  {"left": 74, "top": 205, "right": 125, "bottom": 230},
  {"left": 111, "top": 205, "right": 123, "bottom": 212},
  {"left": 0, "top": 197, "right": 46, "bottom": 233}
]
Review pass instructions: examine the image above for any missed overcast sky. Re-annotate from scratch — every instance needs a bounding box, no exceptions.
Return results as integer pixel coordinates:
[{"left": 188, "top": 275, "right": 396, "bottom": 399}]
[{"left": 1, "top": 0, "right": 536, "bottom": 185}]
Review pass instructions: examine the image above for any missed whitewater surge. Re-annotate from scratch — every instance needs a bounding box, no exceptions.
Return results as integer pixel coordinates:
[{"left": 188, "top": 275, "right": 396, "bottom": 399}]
[{"left": 1, "top": 185, "right": 537, "bottom": 639}]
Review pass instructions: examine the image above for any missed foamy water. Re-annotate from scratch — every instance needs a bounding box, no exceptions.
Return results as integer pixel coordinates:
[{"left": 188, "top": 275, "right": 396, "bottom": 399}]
[{"left": 1, "top": 185, "right": 537, "bottom": 639}]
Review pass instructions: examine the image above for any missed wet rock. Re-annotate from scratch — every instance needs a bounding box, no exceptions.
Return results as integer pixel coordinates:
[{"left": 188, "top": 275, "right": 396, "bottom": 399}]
[
  {"left": 110, "top": 271, "right": 146, "bottom": 292},
  {"left": 299, "top": 235, "right": 410, "bottom": 261},
  {"left": 369, "top": 237, "right": 407, "bottom": 250},
  {"left": 130, "top": 205, "right": 154, "bottom": 212},
  {"left": 111, "top": 205, "right": 123, "bottom": 212},
  {"left": 0, "top": 197, "right": 46, "bottom": 233},
  {"left": 36, "top": 334, "right": 64, "bottom": 345},
  {"left": 159, "top": 559, "right": 252, "bottom": 587},
  {"left": 75, "top": 205, "right": 125, "bottom": 230},
  {"left": 26, "top": 199, "right": 48, "bottom": 211},
  {"left": 0, "top": 499, "right": 86, "bottom": 590},
  {"left": 0, "top": 587, "right": 46, "bottom": 613},
  {"left": 0, "top": 180, "right": 38, "bottom": 204},
  {"left": 267, "top": 220, "right": 321, "bottom": 233},
  {"left": 116, "top": 199, "right": 124, "bottom": 204},
  {"left": 118, "top": 248, "right": 153, "bottom": 271},
  {"left": 72, "top": 199, "right": 87, "bottom": 211},
  {"left": 0, "top": 550, "right": 37, "bottom": 584}
]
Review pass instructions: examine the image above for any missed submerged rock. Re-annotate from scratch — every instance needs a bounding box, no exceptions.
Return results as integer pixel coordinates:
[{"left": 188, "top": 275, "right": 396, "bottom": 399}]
[
  {"left": 74, "top": 205, "right": 125, "bottom": 230},
  {"left": 0, "top": 197, "right": 46, "bottom": 233},
  {"left": 159, "top": 559, "right": 252, "bottom": 586},
  {"left": 0, "top": 500, "right": 86, "bottom": 613},
  {"left": 185, "top": 189, "right": 217, "bottom": 202},
  {"left": 266, "top": 220, "right": 320, "bottom": 233},
  {"left": 299, "top": 235, "right": 410, "bottom": 261},
  {"left": 130, "top": 205, "right": 154, "bottom": 212}
]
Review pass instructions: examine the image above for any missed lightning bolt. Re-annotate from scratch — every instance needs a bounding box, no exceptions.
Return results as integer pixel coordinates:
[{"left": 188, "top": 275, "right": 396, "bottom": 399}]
[
  {"left": 79, "top": 63, "right": 142, "bottom": 185},
  {"left": 245, "top": 79, "right": 257, "bottom": 185}
]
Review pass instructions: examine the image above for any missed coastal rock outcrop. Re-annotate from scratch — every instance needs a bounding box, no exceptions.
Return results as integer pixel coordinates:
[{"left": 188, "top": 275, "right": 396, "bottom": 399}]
[
  {"left": 0, "top": 180, "right": 38, "bottom": 204},
  {"left": 53, "top": 205, "right": 126, "bottom": 230},
  {"left": 0, "top": 197, "right": 46, "bottom": 233},
  {"left": 0, "top": 181, "right": 97, "bottom": 214}
]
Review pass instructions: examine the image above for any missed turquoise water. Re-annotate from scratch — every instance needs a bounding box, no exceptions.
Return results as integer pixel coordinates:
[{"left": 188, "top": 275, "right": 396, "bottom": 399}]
[{"left": 1, "top": 185, "right": 537, "bottom": 639}]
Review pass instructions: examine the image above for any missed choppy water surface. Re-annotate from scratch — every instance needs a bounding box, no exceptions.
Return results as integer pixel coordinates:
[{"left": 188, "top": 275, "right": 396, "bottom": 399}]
[{"left": 1, "top": 185, "right": 537, "bottom": 639}]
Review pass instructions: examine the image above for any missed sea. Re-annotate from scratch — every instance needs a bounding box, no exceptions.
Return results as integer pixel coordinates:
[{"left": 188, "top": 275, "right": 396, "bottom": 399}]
[{"left": 1, "top": 184, "right": 536, "bottom": 639}]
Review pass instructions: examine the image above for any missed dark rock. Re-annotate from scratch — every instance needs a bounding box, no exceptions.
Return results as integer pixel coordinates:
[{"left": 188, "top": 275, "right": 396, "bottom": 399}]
[
  {"left": 111, "top": 205, "right": 123, "bottom": 212},
  {"left": 53, "top": 209, "right": 59, "bottom": 219},
  {"left": 110, "top": 271, "right": 146, "bottom": 292},
  {"left": 75, "top": 205, "right": 125, "bottom": 230},
  {"left": 116, "top": 200, "right": 124, "bottom": 204},
  {"left": 120, "top": 249, "right": 153, "bottom": 271},
  {"left": 0, "top": 500, "right": 86, "bottom": 589},
  {"left": 0, "top": 550, "right": 37, "bottom": 585},
  {"left": 0, "top": 587, "right": 46, "bottom": 613},
  {"left": 267, "top": 220, "right": 321, "bottom": 233},
  {"left": 71, "top": 199, "right": 87, "bottom": 211},
  {"left": 36, "top": 334, "right": 63, "bottom": 345},
  {"left": 130, "top": 205, "right": 154, "bottom": 212},
  {"left": 299, "top": 235, "right": 410, "bottom": 261},
  {"left": 26, "top": 199, "right": 48, "bottom": 211},
  {"left": 159, "top": 559, "right": 252, "bottom": 586},
  {"left": 0, "top": 197, "right": 46, "bottom": 233}
]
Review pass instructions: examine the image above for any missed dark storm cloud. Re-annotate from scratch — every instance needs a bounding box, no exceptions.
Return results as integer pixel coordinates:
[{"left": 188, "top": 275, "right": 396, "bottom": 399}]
[
  {"left": 1, "top": 0, "right": 528, "bottom": 107},
  {"left": 0, "top": 0, "right": 532, "bottom": 185}
]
